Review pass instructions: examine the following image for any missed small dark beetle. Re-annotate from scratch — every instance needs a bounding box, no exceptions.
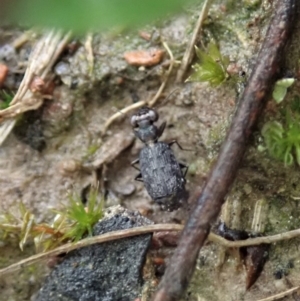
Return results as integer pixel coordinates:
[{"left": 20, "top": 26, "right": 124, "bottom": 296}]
[{"left": 131, "top": 107, "right": 188, "bottom": 211}]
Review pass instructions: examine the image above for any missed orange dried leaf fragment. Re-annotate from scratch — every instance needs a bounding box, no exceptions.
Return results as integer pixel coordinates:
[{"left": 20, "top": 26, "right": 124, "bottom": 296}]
[
  {"left": 124, "top": 49, "right": 164, "bottom": 67},
  {"left": 0, "top": 63, "right": 8, "bottom": 87}
]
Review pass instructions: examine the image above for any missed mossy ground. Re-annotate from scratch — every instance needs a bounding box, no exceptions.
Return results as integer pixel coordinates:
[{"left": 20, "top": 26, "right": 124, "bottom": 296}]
[{"left": 1, "top": 1, "right": 300, "bottom": 300}]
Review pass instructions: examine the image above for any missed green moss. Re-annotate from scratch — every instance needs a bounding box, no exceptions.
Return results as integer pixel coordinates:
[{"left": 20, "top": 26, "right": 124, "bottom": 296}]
[
  {"left": 262, "top": 112, "right": 300, "bottom": 166},
  {"left": 0, "top": 188, "right": 104, "bottom": 252},
  {"left": 62, "top": 189, "right": 104, "bottom": 242},
  {"left": 187, "top": 43, "right": 230, "bottom": 86},
  {"left": 0, "top": 90, "right": 14, "bottom": 109}
]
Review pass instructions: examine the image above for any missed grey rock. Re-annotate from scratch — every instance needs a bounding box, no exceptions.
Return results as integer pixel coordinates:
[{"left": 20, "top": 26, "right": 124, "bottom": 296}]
[{"left": 35, "top": 206, "right": 153, "bottom": 301}]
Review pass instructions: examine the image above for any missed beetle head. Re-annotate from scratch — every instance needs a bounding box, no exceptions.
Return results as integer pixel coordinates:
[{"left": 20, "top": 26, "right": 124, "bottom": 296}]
[{"left": 131, "top": 107, "right": 161, "bottom": 143}]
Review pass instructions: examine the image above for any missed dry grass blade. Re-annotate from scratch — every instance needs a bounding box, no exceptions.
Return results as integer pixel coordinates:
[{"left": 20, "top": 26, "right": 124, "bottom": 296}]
[
  {"left": 0, "top": 224, "right": 183, "bottom": 277},
  {"left": 208, "top": 227, "right": 300, "bottom": 247},
  {"left": 3, "top": 222, "right": 300, "bottom": 277},
  {"left": 176, "top": 0, "right": 212, "bottom": 83},
  {"left": 254, "top": 286, "right": 300, "bottom": 301}
]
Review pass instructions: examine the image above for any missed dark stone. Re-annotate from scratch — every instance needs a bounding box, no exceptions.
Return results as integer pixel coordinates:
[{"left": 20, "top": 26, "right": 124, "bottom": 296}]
[{"left": 35, "top": 207, "right": 153, "bottom": 301}]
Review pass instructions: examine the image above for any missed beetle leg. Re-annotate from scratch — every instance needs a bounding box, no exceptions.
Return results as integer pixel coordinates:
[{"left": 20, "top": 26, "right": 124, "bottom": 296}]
[
  {"left": 169, "top": 140, "right": 184, "bottom": 150},
  {"left": 179, "top": 163, "right": 188, "bottom": 177},
  {"left": 132, "top": 159, "right": 143, "bottom": 181},
  {"left": 169, "top": 140, "right": 192, "bottom": 151},
  {"left": 135, "top": 173, "right": 144, "bottom": 182},
  {"left": 131, "top": 158, "right": 140, "bottom": 171},
  {"left": 157, "top": 121, "right": 166, "bottom": 138}
]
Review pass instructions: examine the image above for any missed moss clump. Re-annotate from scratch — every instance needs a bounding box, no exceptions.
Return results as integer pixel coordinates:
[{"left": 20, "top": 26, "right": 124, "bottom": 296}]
[
  {"left": 262, "top": 112, "right": 300, "bottom": 166},
  {"left": 0, "top": 188, "right": 103, "bottom": 252},
  {"left": 62, "top": 189, "right": 103, "bottom": 242},
  {"left": 187, "top": 43, "right": 230, "bottom": 86}
]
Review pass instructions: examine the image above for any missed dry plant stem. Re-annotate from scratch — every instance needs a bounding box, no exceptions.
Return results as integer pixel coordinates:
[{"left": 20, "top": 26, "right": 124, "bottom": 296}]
[
  {"left": 254, "top": 286, "right": 300, "bottom": 301},
  {"left": 209, "top": 227, "right": 300, "bottom": 247},
  {"left": 0, "top": 30, "right": 71, "bottom": 145},
  {"left": 3, "top": 223, "right": 300, "bottom": 278},
  {"left": 85, "top": 32, "right": 94, "bottom": 76},
  {"left": 12, "top": 30, "right": 35, "bottom": 49},
  {"left": 9, "top": 30, "right": 71, "bottom": 107},
  {"left": 147, "top": 42, "right": 174, "bottom": 107},
  {"left": 3, "top": 220, "right": 300, "bottom": 251},
  {"left": 102, "top": 41, "right": 174, "bottom": 134},
  {"left": 103, "top": 100, "right": 147, "bottom": 134},
  {"left": 176, "top": 0, "right": 212, "bottom": 83},
  {"left": 0, "top": 224, "right": 182, "bottom": 277},
  {"left": 152, "top": 1, "right": 297, "bottom": 301}
]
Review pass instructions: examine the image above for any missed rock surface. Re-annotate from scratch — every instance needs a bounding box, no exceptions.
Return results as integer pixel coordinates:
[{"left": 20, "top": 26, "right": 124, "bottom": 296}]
[{"left": 35, "top": 207, "right": 153, "bottom": 301}]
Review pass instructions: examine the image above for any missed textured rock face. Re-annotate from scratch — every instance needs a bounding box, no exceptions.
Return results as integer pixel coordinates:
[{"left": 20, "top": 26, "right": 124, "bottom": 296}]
[{"left": 35, "top": 207, "right": 153, "bottom": 301}]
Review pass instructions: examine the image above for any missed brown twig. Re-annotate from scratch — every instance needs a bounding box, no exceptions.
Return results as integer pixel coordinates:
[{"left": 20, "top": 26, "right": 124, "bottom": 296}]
[{"left": 152, "top": 1, "right": 297, "bottom": 300}]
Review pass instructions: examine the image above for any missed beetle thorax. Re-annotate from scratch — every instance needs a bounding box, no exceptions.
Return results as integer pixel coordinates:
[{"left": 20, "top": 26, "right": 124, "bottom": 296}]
[{"left": 135, "top": 121, "right": 159, "bottom": 144}]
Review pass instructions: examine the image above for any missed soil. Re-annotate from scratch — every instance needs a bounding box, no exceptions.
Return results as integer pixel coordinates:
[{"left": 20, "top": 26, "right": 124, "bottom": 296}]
[{"left": 1, "top": 1, "right": 300, "bottom": 301}]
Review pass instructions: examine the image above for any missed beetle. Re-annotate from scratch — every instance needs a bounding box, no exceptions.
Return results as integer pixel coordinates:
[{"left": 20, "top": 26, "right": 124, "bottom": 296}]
[{"left": 131, "top": 107, "right": 188, "bottom": 211}]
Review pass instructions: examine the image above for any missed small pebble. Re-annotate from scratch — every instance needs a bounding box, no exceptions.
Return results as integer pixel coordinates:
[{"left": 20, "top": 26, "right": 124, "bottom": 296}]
[
  {"left": 115, "top": 183, "right": 136, "bottom": 196},
  {"left": 59, "top": 159, "right": 82, "bottom": 176},
  {"left": 0, "top": 44, "right": 16, "bottom": 62},
  {"left": 54, "top": 61, "right": 70, "bottom": 76}
]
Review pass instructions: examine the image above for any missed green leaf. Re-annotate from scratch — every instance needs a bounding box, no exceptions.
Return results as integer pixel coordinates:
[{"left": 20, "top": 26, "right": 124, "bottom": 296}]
[
  {"left": 272, "top": 78, "right": 295, "bottom": 104},
  {"left": 276, "top": 78, "right": 295, "bottom": 88},
  {"left": 262, "top": 112, "right": 300, "bottom": 166},
  {"left": 273, "top": 85, "right": 287, "bottom": 104},
  {"left": 261, "top": 121, "right": 283, "bottom": 140},
  {"left": 295, "top": 143, "right": 300, "bottom": 165},
  {"left": 3, "top": 0, "right": 188, "bottom": 33},
  {"left": 207, "top": 43, "right": 222, "bottom": 61},
  {"left": 283, "top": 147, "right": 293, "bottom": 166}
]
